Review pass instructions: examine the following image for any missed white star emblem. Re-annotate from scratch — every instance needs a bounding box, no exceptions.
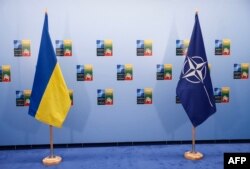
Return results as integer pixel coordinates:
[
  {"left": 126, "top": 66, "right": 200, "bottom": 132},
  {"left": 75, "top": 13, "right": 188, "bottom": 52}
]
[
  {"left": 182, "top": 56, "right": 207, "bottom": 84},
  {"left": 182, "top": 56, "right": 214, "bottom": 107}
]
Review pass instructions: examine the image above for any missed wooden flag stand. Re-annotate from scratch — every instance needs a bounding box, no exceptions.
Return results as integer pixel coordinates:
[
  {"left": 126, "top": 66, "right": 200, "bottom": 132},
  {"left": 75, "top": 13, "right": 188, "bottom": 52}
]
[
  {"left": 184, "top": 127, "right": 203, "bottom": 160},
  {"left": 42, "top": 125, "right": 62, "bottom": 166}
]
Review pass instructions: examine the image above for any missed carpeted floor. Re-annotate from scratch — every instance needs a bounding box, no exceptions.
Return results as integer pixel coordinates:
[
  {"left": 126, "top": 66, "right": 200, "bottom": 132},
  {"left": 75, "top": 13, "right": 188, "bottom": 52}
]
[{"left": 0, "top": 143, "right": 249, "bottom": 169}]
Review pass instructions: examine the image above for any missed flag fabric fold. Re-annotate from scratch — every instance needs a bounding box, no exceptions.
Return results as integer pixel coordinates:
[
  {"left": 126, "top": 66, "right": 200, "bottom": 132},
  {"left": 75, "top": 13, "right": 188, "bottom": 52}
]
[
  {"left": 28, "top": 13, "right": 71, "bottom": 128},
  {"left": 176, "top": 13, "right": 216, "bottom": 127}
]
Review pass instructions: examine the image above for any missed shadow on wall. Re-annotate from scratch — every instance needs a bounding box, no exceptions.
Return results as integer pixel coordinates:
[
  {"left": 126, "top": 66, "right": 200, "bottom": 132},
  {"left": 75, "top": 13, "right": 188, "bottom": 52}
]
[
  {"left": 60, "top": 9, "right": 92, "bottom": 140},
  {"left": 0, "top": 84, "right": 40, "bottom": 143},
  {"left": 154, "top": 15, "right": 189, "bottom": 139}
]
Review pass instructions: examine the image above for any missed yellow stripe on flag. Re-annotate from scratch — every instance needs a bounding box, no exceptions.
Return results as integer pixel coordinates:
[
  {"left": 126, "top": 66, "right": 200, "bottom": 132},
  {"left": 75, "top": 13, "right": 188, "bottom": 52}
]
[{"left": 35, "top": 63, "right": 71, "bottom": 128}]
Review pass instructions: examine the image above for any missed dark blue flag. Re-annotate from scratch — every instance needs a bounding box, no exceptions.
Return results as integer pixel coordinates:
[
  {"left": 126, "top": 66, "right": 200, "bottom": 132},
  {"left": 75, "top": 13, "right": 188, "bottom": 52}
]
[{"left": 176, "top": 13, "right": 216, "bottom": 127}]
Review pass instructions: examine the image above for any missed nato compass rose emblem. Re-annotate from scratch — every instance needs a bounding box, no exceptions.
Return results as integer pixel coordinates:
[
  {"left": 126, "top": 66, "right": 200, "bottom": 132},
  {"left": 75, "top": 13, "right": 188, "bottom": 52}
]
[
  {"left": 181, "top": 56, "right": 214, "bottom": 107},
  {"left": 182, "top": 56, "right": 207, "bottom": 83}
]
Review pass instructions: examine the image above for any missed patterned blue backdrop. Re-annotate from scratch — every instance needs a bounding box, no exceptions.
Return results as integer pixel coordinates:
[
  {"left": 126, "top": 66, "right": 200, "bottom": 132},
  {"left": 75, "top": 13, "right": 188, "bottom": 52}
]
[{"left": 0, "top": 0, "right": 249, "bottom": 145}]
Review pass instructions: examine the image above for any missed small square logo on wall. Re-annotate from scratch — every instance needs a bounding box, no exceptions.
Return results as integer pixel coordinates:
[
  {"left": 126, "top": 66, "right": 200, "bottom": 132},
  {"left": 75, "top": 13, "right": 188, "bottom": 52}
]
[
  {"left": 176, "top": 40, "right": 189, "bottom": 56},
  {"left": 76, "top": 65, "right": 93, "bottom": 81},
  {"left": 117, "top": 64, "right": 133, "bottom": 81},
  {"left": 97, "top": 89, "right": 113, "bottom": 105},
  {"left": 234, "top": 63, "right": 249, "bottom": 79},
  {"left": 214, "top": 87, "right": 230, "bottom": 103},
  {"left": 55, "top": 40, "right": 72, "bottom": 56},
  {"left": 16, "top": 90, "right": 31, "bottom": 106},
  {"left": 157, "top": 64, "right": 172, "bottom": 80},
  {"left": 137, "top": 40, "right": 152, "bottom": 56},
  {"left": 224, "top": 153, "right": 250, "bottom": 169},
  {"left": 14, "top": 40, "right": 31, "bottom": 57},
  {"left": 97, "top": 40, "right": 112, "bottom": 56},
  {"left": 137, "top": 88, "right": 153, "bottom": 104},
  {"left": 0, "top": 65, "right": 11, "bottom": 82},
  {"left": 215, "top": 39, "right": 230, "bottom": 56}
]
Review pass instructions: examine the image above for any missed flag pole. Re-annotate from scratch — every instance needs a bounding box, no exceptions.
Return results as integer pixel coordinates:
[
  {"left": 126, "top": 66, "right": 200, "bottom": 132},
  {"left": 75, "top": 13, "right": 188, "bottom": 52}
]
[
  {"left": 192, "top": 126, "right": 195, "bottom": 152},
  {"left": 184, "top": 10, "right": 203, "bottom": 160},
  {"left": 49, "top": 125, "right": 54, "bottom": 157},
  {"left": 42, "top": 9, "right": 62, "bottom": 165},
  {"left": 42, "top": 125, "right": 62, "bottom": 165},
  {"left": 184, "top": 126, "right": 203, "bottom": 160}
]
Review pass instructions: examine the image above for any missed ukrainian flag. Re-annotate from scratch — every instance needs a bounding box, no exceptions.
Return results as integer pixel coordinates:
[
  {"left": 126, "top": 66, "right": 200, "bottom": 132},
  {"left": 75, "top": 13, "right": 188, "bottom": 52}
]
[{"left": 28, "top": 13, "right": 71, "bottom": 128}]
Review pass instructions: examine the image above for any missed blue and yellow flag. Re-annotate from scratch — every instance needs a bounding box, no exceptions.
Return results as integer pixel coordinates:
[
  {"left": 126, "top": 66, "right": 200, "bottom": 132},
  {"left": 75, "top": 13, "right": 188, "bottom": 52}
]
[
  {"left": 28, "top": 13, "right": 71, "bottom": 128},
  {"left": 176, "top": 13, "right": 216, "bottom": 127}
]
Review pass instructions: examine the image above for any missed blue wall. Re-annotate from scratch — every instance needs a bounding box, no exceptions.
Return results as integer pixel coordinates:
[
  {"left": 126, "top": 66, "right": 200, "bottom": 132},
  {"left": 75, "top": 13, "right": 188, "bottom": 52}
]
[{"left": 0, "top": 0, "right": 250, "bottom": 145}]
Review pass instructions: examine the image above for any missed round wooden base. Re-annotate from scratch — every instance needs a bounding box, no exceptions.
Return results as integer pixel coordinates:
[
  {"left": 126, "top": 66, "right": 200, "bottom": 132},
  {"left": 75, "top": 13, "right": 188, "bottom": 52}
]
[
  {"left": 42, "top": 155, "right": 62, "bottom": 166},
  {"left": 184, "top": 151, "right": 203, "bottom": 160}
]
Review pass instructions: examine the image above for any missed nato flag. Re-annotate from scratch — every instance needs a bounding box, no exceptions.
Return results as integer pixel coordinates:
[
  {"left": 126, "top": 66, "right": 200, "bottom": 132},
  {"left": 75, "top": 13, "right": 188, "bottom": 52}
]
[{"left": 176, "top": 13, "right": 216, "bottom": 127}]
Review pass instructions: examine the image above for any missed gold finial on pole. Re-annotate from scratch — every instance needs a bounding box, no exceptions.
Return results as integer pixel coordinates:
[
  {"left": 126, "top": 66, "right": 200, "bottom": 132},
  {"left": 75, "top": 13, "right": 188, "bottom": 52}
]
[{"left": 45, "top": 8, "right": 48, "bottom": 14}]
